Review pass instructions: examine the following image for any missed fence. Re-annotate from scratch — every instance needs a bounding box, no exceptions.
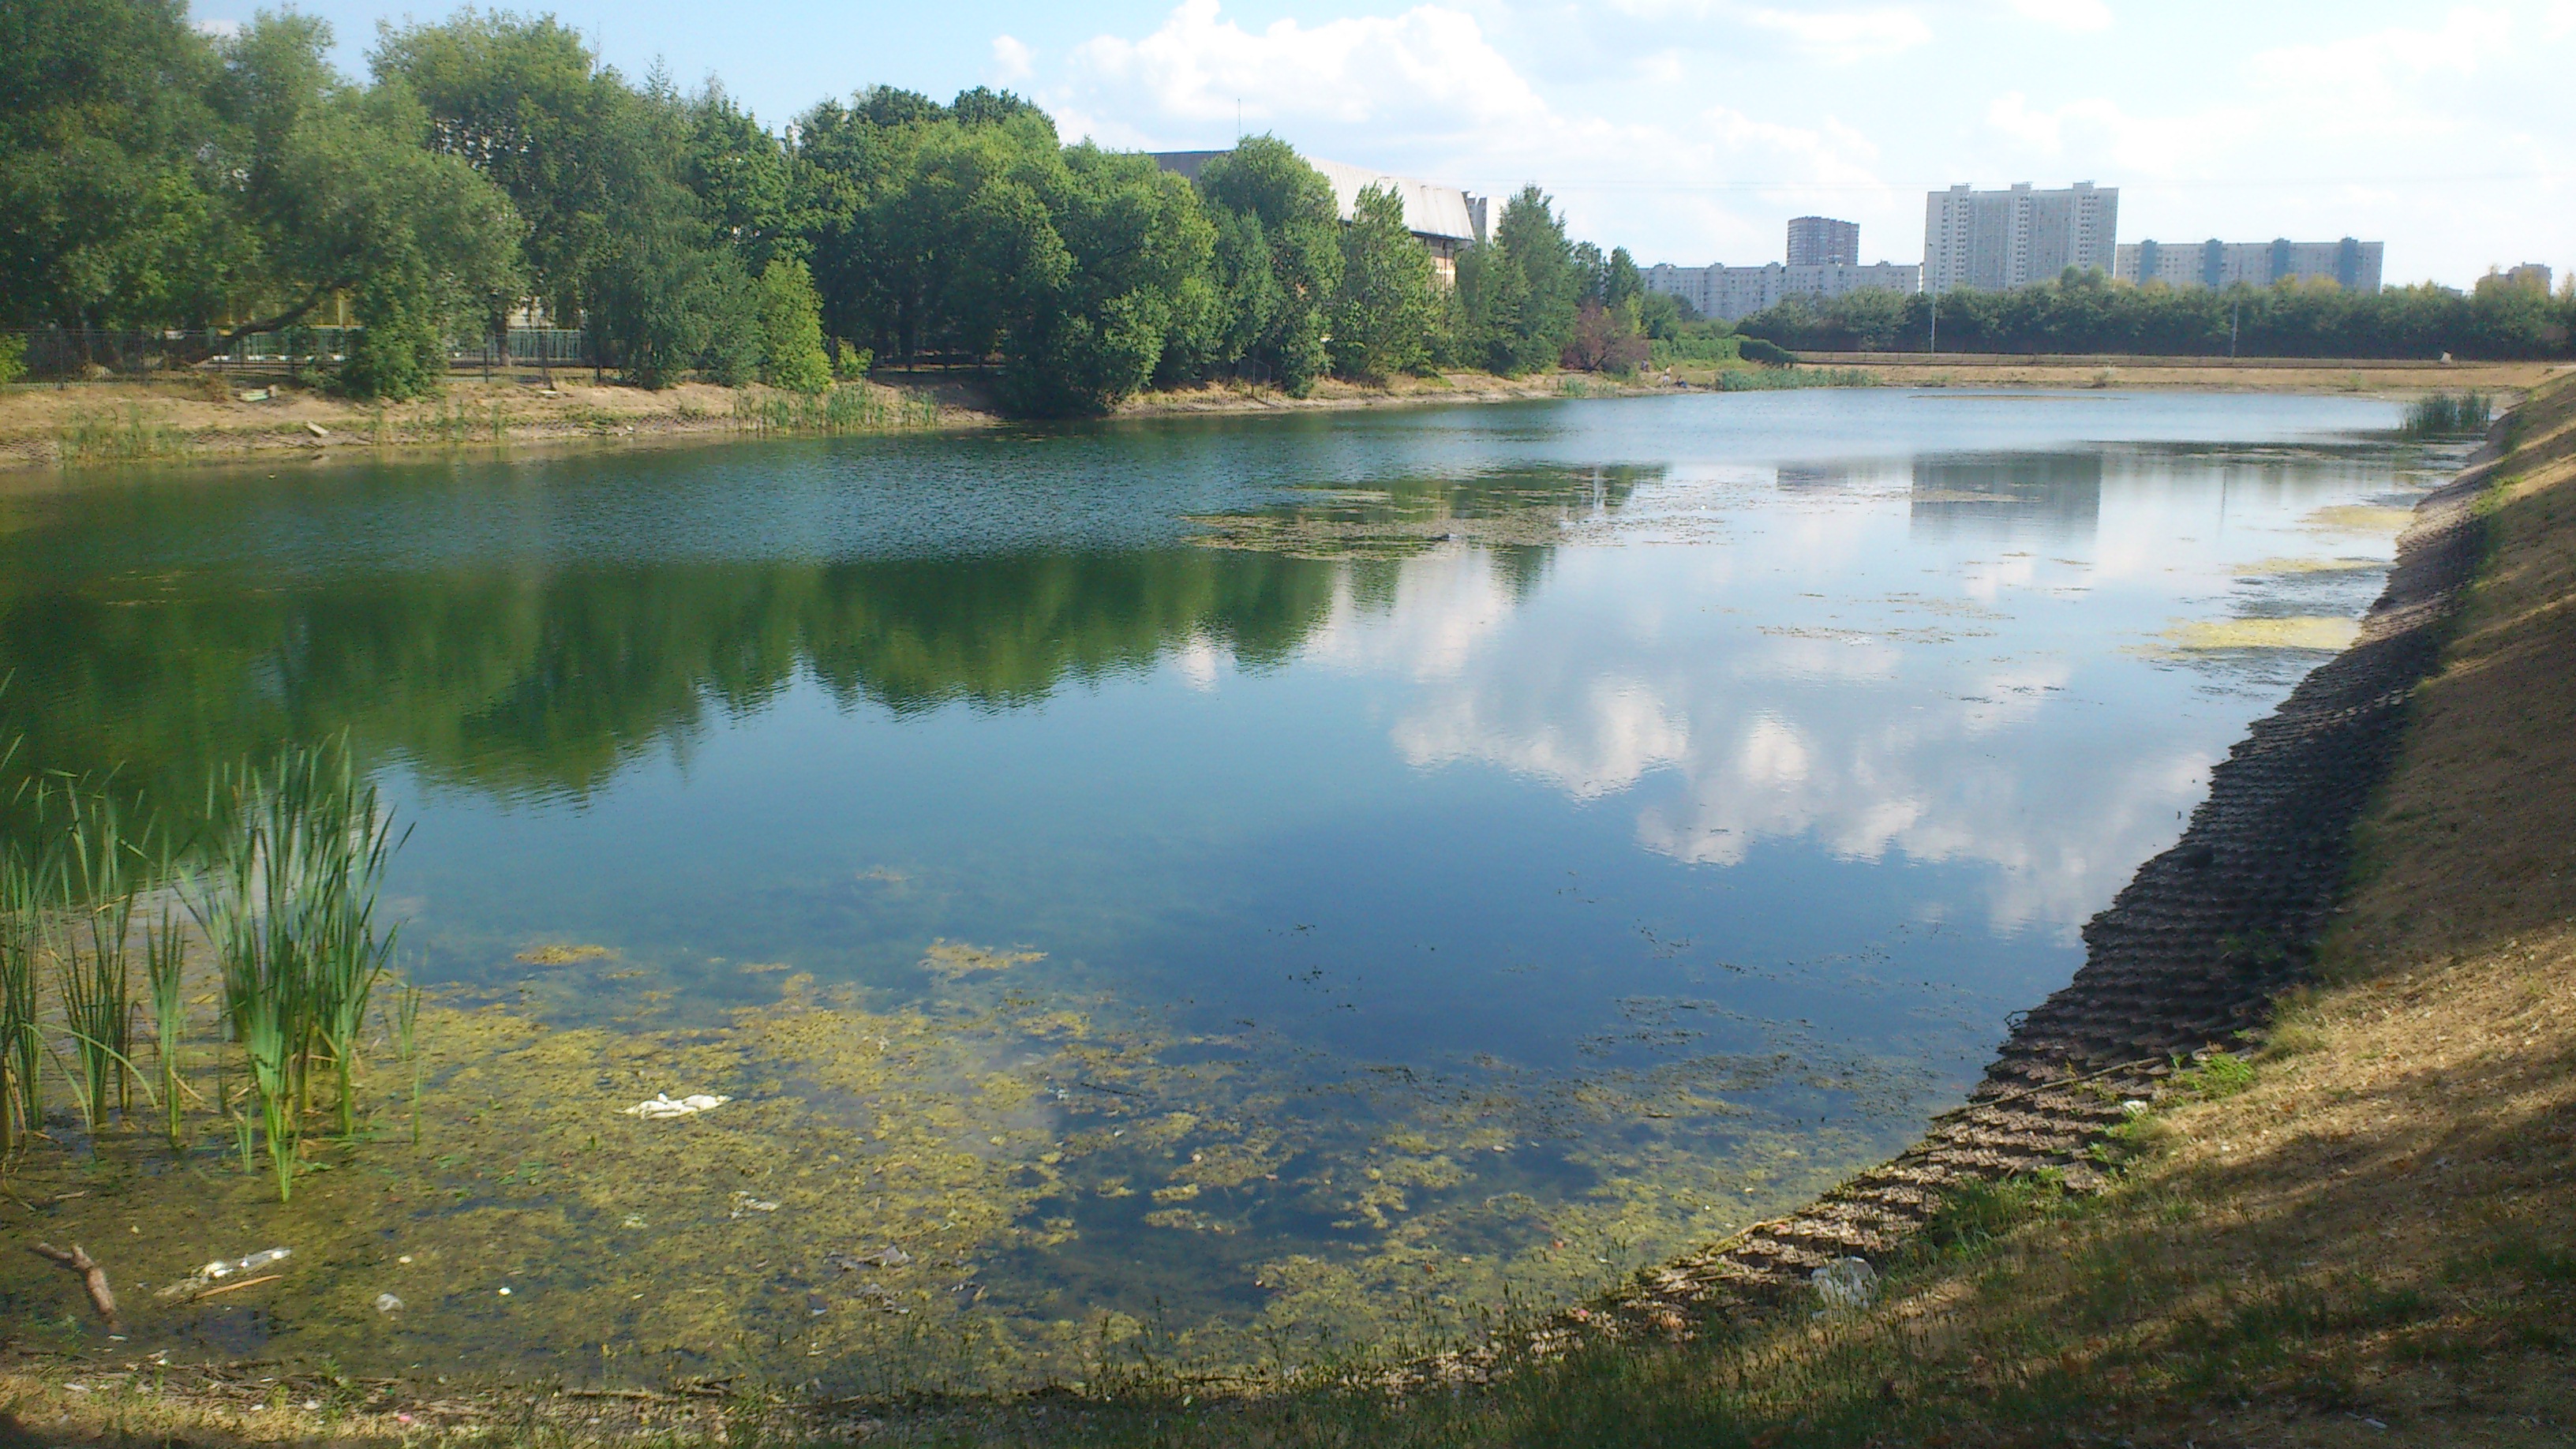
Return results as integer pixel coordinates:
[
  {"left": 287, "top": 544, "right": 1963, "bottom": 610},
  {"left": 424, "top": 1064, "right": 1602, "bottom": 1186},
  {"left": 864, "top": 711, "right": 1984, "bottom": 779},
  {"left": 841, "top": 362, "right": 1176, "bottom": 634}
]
[{"left": 5, "top": 327, "right": 590, "bottom": 380}]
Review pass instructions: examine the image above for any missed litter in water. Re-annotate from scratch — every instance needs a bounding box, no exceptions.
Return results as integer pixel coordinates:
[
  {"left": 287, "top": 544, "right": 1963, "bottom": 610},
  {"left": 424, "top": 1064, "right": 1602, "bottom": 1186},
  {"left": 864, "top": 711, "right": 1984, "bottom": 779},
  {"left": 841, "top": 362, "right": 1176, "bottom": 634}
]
[
  {"left": 623, "top": 1092, "right": 730, "bottom": 1120},
  {"left": 375, "top": 1294, "right": 404, "bottom": 1314},
  {"left": 826, "top": 1245, "right": 912, "bottom": 1271},
  {"left": 729, "top": 1193, "right": 781, "bottom": 1219},
  {"left": 1812, "top": 1256, "right": 1878, "bottom": 1312},
  {"left": 158, "top": 1249, "right": 292, "bottom": 1301}
]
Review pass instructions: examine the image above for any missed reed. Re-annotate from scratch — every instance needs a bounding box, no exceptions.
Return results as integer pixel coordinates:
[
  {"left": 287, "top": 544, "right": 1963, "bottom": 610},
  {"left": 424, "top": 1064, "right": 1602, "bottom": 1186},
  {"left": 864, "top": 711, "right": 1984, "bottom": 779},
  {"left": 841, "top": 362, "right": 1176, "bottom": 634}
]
[
  {"left": 147, "top": 903, "right": 189, "bottom": 1150},
  {"left": 193, "top": 739, "right": 406, "bottom": 1200},
  {"left": 56, "top": 785, "right": 143, "bottom": 1128},
  {"left": 0, "top": 852, "right": 41, "bottom": 1157},
  {"left": 732, "top": 382, "right": 939, "bottom": 436},
  {"left": 2402, "top": 390, "right": 2492, "bottom": 437},
  {"left": 391, "top": 969, "right": 424, "bottom": 1146}
]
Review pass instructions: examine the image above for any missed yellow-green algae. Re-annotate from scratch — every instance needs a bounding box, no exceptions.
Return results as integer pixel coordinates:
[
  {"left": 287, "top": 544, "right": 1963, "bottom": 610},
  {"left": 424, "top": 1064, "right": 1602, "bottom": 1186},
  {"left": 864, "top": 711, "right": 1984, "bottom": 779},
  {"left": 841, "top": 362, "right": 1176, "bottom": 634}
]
[
  {"left": 0, "top": 941, "right": 1915, "bottom": 1395},
  {"left": 2147, "top": 616, "right": 2361, "bottom": 653}
]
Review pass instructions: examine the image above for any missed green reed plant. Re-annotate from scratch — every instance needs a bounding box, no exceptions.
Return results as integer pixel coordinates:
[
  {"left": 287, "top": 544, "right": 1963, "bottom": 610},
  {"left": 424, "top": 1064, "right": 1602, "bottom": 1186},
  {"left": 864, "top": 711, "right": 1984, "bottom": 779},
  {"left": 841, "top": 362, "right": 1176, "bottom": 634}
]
[
  {"left": 193, "top": 739, "right": 406, "bottom": 1199},
  {"left": 148, "top": 903, "right": 189, "bottom": 1150},
  {"left": 391, "top": 969, "right": 424, "bottom": 1145},
  {"left": 2402, "top": 391, "right": 2492, "bottom": 437},
  {"left": 0, "top": 853, "right": 42, "bottom": 1157},
  {"left": 56, "top": 785, "right": 144, "bottom": 1127}
]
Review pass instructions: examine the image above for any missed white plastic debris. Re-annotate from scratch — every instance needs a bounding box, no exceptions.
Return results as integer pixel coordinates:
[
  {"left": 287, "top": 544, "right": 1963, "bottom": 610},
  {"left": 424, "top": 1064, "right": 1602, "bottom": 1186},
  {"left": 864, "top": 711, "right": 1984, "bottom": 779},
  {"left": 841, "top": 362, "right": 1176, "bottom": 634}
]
[
  {"left": 623, "top": 1092, "right": 731, "bottom": 1120},
  {"left": 2120, "top": 1099, "right": 2153, "bottom": 1119},
  {"left": 729, "top": 1192, "right": 781, "bottom": 1219},
  {"left": 1811, "top": 1256, "right": 1878, "bottom": 1312},
  {"left": 157, "top": 1248, "right": 292, "bottom": 1300},
  {"left": 376, "top": 1294, "right": 404, "bottom": 1314},
  {"left": 826, "top": 1246, "right": 912, "bottom": 1271}
]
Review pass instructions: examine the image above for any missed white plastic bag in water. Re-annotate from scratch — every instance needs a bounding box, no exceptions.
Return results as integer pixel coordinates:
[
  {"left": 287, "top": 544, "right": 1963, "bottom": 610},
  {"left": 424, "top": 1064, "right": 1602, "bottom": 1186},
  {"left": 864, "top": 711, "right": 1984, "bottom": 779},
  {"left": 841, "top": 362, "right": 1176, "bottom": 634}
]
[
  {"left": 1812, "top": 1256, "right": 1878, "bottom": 1312},
  {"left": 623, "top": 1092, "right": 731, "bottom": 1120}
]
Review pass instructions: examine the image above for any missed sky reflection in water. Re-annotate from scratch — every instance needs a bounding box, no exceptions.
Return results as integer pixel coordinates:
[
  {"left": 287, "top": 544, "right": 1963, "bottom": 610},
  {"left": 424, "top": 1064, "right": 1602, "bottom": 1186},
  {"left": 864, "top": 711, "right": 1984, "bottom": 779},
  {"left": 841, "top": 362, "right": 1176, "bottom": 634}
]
[{"left": 0, "top": 389, "right": 2451, "bottom": 1372}]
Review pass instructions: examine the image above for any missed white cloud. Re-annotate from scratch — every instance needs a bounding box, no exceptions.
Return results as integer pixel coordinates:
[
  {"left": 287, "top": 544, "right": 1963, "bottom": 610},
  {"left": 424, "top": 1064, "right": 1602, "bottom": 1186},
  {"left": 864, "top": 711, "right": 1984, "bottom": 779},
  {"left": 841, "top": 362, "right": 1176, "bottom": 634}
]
[
  {"left": 2003, "top": 0, "right": 2113, "bottom": 32},
  {"left": 1061, "top": 0, "right": 1541, "bottom": 137},
  {"left": 1739, "top": 5, "right": 1934, "bottom": 61},
  {"left": 990, "top": 35, "right": 1036, "bottom": 85}
]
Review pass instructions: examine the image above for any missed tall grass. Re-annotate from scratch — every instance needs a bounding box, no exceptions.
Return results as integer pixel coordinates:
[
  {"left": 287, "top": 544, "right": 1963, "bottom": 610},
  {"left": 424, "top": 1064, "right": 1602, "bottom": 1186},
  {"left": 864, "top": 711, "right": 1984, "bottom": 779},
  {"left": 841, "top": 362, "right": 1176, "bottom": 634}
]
[
  {"left": 732, "top": 382, "right": 941, "bottom": 435},
  {"left": 1713, "top": 365, "right": 1878, "bottom": 391},
  {"left": 0, "top": 850, "right": 40, "bottom": 1156},
  {"left": 194, "top": 739, "right": 405, "bottom": 1199},
  {"left": 2402, "top": 390, "right": 2492, "bottom": 437},
  {"left": 58, "top": 404, "right": 184, "bottom": 463},
  {"left": 55, "top": 786, "right": 144, "bottom": 1127}
]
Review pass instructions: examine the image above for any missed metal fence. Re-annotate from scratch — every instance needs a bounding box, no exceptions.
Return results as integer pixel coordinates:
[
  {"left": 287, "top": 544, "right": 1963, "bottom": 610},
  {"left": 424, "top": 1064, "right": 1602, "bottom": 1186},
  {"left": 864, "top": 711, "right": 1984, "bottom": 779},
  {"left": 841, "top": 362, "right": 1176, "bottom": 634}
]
[{"left": 5, "top": 326, "right": 590, "bottom": 380}]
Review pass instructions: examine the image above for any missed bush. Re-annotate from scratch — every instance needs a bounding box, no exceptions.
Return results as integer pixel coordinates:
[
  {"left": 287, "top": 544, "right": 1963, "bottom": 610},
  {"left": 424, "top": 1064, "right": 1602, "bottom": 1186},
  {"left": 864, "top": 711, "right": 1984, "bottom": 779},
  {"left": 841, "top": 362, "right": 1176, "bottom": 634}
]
[
  {"left": 0, "top": 335, "right": 24, "bottom": 387},
  {"left": 1737, "top": 335, "right": 1794, "bottom": 366}
]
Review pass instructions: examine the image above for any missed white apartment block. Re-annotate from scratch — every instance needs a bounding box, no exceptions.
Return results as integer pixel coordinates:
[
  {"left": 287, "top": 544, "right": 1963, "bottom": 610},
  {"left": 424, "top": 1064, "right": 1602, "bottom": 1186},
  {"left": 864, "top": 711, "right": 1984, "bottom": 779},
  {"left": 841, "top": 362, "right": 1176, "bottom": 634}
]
[
  {"left": 1923, "top": 182, "right": 2118, "bottom": 293},
  {"left": 1643, "top": 261, "right": 1919, "bottom": 323},
  {"left": 2114, "top": 238, "right": 2383, "bottom": 294}
]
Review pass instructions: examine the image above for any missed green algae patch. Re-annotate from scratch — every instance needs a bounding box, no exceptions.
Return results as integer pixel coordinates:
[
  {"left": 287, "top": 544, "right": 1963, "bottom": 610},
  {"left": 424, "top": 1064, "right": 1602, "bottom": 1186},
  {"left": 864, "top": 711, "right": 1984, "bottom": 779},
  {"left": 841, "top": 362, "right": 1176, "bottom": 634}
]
[
  {"left": 2231, "top": 556, "right": 2385, "bottom": 577},
  {"left": 0, "top": 946, "right": 1926, "bottom": 1396},
  {"left": 516, "top": 942, "right": 616, "bottom": 965},
  {"left": 2145, "top": 616, "right": 2361, "bottom": 653},
  {"left": 2302, "top": 504, "right": 2417, "bottom": 535}
]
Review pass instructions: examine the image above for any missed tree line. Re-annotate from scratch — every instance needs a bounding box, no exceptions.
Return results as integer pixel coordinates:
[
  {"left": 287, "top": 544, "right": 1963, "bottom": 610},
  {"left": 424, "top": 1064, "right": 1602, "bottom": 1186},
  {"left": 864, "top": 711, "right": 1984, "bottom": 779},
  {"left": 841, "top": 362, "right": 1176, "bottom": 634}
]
[
  {"left": 2, "top": 2, "right": 1663, "bottom": 413},
  {"left": 1734, "top": 267, "right": 2574, "bottom": 360}
]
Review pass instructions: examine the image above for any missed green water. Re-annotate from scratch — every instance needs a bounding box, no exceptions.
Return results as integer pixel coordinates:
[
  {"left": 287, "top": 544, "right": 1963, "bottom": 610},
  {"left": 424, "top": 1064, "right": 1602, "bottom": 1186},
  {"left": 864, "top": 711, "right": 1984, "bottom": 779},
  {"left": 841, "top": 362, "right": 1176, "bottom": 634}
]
[{"left": 0, "top": 390, "right": 2462, "bottom": 1390}]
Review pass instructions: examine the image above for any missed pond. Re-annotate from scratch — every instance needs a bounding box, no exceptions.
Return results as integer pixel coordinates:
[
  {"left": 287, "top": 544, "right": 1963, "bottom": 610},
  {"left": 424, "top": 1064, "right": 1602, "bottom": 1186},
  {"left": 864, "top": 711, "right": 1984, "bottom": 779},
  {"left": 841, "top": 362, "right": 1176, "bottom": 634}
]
[{"left": 0, "top": 389, "right": 2463, "bottom": 1392}]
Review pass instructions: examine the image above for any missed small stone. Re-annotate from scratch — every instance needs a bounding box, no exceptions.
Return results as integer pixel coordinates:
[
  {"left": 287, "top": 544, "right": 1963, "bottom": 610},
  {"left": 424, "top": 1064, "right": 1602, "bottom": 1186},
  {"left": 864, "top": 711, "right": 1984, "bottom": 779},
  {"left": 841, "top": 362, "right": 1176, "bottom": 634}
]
[{"left": 375, "top": 1294, "right": 404, "bottom": 1314}]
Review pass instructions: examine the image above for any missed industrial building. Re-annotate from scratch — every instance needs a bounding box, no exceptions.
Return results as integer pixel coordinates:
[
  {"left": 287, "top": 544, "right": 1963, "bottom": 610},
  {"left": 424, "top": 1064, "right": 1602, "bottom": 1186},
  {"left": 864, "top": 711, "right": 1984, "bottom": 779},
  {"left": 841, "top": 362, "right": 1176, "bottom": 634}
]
[
  {"left": 1151, "top": 152, "right": 1488, "bottom": 286},
  {"left": 2114, "top": 238, "right": 2384, "bottom": 294},
  {"left": 1923, "top": 182, "right": 2118, "bottom": 293}
]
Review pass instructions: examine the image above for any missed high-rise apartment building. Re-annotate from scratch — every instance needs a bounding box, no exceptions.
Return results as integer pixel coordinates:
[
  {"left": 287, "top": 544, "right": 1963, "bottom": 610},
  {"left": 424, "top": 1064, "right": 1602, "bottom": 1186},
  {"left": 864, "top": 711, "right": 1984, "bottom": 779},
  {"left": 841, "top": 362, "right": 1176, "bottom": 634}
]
[
  {"left": 1923, "top": 182, "right": 2117, "bottom": 293},
  {"left": 1643, "top": 260, "right": 1919, "bottom": 323},
  {"left": 1786, "top": 215, "right": 1859, "bottom": 267},
  {"left": 2115, "top": 238, "right": 2383, "bottom": 294}
]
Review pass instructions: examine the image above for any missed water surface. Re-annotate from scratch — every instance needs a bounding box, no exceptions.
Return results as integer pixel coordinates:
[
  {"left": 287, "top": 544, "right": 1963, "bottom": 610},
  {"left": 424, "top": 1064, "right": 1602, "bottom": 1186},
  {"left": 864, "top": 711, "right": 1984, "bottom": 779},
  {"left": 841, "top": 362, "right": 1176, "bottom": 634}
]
[{"left": 0, "top": 390, "right": 2458, "bottom": 1387}]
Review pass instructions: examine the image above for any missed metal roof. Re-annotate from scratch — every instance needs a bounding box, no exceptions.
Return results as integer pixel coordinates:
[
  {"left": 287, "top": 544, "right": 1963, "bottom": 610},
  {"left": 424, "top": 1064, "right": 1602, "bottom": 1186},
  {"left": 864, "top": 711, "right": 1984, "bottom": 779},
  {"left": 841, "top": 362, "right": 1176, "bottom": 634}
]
[{"left": 1150, "top": 152, "right": 1485, "bottom": 245}]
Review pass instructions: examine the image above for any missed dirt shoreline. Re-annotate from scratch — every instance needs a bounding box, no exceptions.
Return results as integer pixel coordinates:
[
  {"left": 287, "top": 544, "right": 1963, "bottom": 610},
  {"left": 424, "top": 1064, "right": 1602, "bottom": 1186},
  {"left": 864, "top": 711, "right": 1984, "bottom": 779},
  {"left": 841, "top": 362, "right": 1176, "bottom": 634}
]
[{"left": 5, "top": 359, "right": 2555, "bottom": 478}]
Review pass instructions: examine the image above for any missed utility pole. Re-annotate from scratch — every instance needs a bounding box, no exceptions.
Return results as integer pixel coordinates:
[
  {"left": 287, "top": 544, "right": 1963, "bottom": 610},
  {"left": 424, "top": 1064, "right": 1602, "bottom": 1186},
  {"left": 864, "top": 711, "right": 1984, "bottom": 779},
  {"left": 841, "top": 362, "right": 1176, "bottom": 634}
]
[{"left": 1927, "top": 287, "right": 1938, "bottom": 355}]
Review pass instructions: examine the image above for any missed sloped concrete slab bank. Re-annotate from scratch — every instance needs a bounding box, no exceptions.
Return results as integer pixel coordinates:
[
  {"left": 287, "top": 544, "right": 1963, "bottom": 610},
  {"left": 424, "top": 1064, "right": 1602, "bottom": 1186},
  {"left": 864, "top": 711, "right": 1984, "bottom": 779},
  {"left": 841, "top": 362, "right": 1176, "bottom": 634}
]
[{"left": 1602, "top": 425, "right": 2503, "bottom": 1323}]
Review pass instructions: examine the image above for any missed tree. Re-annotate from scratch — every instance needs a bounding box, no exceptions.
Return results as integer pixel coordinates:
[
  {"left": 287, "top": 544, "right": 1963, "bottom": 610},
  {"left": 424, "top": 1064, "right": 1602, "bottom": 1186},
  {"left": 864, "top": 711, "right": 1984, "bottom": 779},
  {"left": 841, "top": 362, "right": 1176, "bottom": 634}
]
[
  {"left": 1461, "top": 185, "right": 1580, "bottom": 375},
  {"left": 756, "top": 257, "right": 831, "bottom": 392},
  {"left": 1001, "top": 144, "right": 1212, "bottom": 416},
  {"left": 0, "top": 0, "right": 224, "bottom": 331},
  {"left": 212, "top": 15, "right": 520, "bottom": 398},
  {"left": 1328, "top": 184, "right": 1436, "bottom": 380},
  {"left": 1193, "top": 137, "right": 1339, "bottom": 395}
]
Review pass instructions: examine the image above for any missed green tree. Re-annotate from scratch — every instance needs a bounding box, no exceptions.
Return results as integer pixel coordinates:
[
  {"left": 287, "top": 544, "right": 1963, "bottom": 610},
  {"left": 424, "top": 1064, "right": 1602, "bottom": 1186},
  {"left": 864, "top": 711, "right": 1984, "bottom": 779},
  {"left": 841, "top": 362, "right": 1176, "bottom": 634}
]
[
  {"left": 212, "top": 15, "right": 520, "bottom": 399},
  {"left": 1328, "top": 184, "right": 1436, "bottom": 380},
  {"left": 1193, "top": 137, "right": 1339, "bottom": 395},
  {"left": 0, "top": 0, "right": 223, "bottom": 331},
  {"left": 1452, "top": 185, "right": 1582, "bottom": 376},
  {"left": 756, "top": 257, "right": 831, "bottom": 392}
]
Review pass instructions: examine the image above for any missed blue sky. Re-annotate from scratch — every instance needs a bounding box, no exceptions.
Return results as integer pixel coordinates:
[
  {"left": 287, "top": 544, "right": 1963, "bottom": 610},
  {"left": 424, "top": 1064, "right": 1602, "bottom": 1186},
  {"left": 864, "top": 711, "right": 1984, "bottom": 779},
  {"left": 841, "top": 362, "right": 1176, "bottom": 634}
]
[{"left": 211, "top": 1, "right": 2573, "bottom": 286}]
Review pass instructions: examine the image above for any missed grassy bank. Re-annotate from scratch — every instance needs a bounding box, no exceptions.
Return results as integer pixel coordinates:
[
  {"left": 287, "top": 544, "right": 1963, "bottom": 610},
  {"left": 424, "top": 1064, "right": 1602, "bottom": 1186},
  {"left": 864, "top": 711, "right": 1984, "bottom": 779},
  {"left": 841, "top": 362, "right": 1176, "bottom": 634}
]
[{"left": 6, "top": 384, "right": 2574, "bottom": 1449}]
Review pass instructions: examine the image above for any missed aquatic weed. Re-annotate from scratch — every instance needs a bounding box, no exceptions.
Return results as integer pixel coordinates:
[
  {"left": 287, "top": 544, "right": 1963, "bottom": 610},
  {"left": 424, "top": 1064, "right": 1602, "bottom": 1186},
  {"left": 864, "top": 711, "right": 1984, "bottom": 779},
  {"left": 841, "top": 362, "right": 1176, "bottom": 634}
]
[{"left": 2402, "top": 391, "right": 2492, "bottom": 438}]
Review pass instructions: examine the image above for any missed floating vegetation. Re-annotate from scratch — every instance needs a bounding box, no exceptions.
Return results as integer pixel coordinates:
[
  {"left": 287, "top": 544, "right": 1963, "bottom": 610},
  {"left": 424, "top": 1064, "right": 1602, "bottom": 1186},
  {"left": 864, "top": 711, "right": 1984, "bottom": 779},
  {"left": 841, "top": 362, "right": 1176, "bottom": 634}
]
[
  {"left": 2151, "top": 616, "right": 2361, "bottom": 653},
  {"left": 922, "top": 939, "right": 1044, "bottom": 979},
  {"left": 2400, "top": 390, "right": 2491, "bottom": 438},
  {"left": 517, "top": 942, "right": 614, "bottom": 965},
  {"left": 2232, "top": 555, "right": 2386, "bottom": 577},
  {"left": 2303, "top": 504, "right": 2418, "bottom": 534}
]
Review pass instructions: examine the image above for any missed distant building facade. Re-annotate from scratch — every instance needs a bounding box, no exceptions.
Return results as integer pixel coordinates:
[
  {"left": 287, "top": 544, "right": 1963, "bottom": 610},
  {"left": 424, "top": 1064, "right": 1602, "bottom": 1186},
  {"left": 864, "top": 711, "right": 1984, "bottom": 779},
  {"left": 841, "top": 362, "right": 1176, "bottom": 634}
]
[
  {"left": 2499, "top": 263, "right": 2555, "bottom": 294},
  {"left": 1786, "top": 215, "right": 1859, "bottom": 267},
  {"left": 1150, "top": 151, "right": 1488, "bottom": 286},
  {"left": 2114, "top": 238, "right": 2383, "bottom": 294},
  {"left": 1643, "top": 260, "right": 1920, "bottom": 323},
  {"left": 1923, "top": 182, "right": 2118, "bottom": 293}
]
